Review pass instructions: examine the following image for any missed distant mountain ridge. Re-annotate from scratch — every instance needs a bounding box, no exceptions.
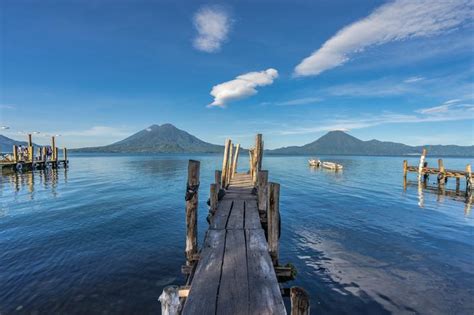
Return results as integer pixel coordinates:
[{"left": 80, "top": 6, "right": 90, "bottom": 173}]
[
  {"left": 0, "top": 135, "right": 39, "bottom": 152},
  {"left": 75, "top": 124, "right": 223, "bottom": 153},
  {"left": 269, "top": 130, "right": 474, "bottom": 156}
]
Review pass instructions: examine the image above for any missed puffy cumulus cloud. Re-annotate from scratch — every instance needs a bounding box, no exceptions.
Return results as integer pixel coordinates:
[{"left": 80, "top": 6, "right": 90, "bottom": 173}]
[
  {"left": 294, "top": 0, "right": 472, "bottom": 77},
  {"left": 193, "top": 6, "right": 231, "bottom": 53},
  {"left": 208, "top": 68, "right": 279, "bottom": 108}
]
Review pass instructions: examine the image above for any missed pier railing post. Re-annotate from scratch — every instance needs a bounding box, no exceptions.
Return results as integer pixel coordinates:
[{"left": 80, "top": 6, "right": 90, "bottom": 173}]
[
  {"left": 158, "top": 285, "right": 181, "bottom": 315},
  {"left": 51, "top": 136, "right": 57, "bottom": 162},
  {"left": 227, "top": 144, "right": 234, "bottom": 185},
  {"left": 403, "top": 160, "right": 408, "bottom": 178},
  {"left": 63, "top": 148, "right": 68, "bottom": 165},
  {"left": 257, "top": 170, "right": 268, "bottom": 214},
  {"left": 215, "top": 170, "right": 222, "bottom": 191},
  {"left": 290, "top": 286, "right": 310, "bottom": 315},
  {"left": 438, "top": 159, "right": 446, "bottom": 188},
  {"left": 209, "top": 183, "right": 218, "bottom": 216},
  {"left": 185, "top": 160, "right": 200, "bottom": 265},
  {"left": 268, "top": 182, "right": 280, "bottom": 265},
  {"left": 418, "top": 149, "right": 426, "bottom": 181},
  {"left": 232, "top": 143, "right": 240, "bottom": 177},
  {"left": 221, "top": 139, "right": 231, "bottom": 189},
  {"left": 28, "top": 133, "right": 33, "bottom": 162}
]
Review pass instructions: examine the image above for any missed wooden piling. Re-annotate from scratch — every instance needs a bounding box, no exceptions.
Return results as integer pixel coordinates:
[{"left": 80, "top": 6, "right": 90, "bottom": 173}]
[
  {"left": 158, "top": 285, "right": 181, "bottom": 315},
  {"left": 13, "top": 145, "right": 18, "bottom": 163},
  {"left": 466, "top": 164, "right": 472, "bottom": 196},
  {"left": 290, "top": 287, "right": 310, "bottom": 315},
  {"left": 63, "top": 148, "right": 68, "bottom": 164},
  {"left": 215, "top": 170, "right": 222, "bottom": 191},
  {"left": 268, "top": 182, "right": 280, "bottom": 265},
  {"left": 256, "top": 134, "right": 263, "bottom": 171},
  {"left": 51, "top": 136, "right": 56, "bottom": 161},
  {"left": 227, "top": 144, "right": 234, "bottom": 185},
  {"left": 418, "top": 149, "right": 427, "bottom": 181},
  {"left": 403, "top": 160, "right": 408, "bottom": 178},
  {"left": 257, "top": 170, "right": 268, "bottom": 212},
  {"left": 231, "top": 143, "right": 240, "bottom": 177},
  {"left": 28, "top": 134, "right": 32, "bottom": 146},
  {"left": 438, "top": 159, "right": 445, "bottom": 187},
  {"left": 249, "top": 149, "right": 255, "bottom": 177},
  {"left": 209, "top": 183, "right": 218, "bottom": 215},
  {"left": 185, "top": 160, "right": 200, "bottom": 265},
  {"left": 54, "top": 147, "right": 59, "bottom": 164},
  {"left": 221, "top": 139, "right": 231, "bottom": 189}
]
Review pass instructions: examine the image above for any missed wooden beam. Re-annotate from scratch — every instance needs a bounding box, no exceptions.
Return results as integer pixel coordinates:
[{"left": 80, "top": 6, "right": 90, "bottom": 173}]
[
  {"left": 290, "top": 287, "right": 310, "bottom": 315},
  {"left": 221, "top": 139, "right": 231, "bottom": 189},
  {"left": 268, "top": 182, "right": 280, "bottom": 265},
  {"left": 185, "top": 160, "right": 200, "bottom": 265},
  {"left": 158, "top": 285, "right": 181, "bottom": 315}
]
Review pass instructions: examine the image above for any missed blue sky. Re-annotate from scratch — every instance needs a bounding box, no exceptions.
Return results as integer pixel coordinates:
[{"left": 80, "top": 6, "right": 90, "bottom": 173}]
[{"left": 1, "top": 0, "right": 473, "bottom": 149}]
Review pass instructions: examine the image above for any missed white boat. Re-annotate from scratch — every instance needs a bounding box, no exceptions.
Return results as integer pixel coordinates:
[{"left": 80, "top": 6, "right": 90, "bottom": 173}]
[
  {"left": 308, "top": 159, "right": 320, "bottom": 167},
  {"left": 321, "top": 161, "right": 343, "bottom": 170}
]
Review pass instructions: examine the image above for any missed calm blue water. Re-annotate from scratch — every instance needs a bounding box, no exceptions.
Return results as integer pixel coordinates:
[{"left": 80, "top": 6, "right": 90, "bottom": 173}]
[{"left": 1, "top": 154, "right": 473, "bottom": 314}]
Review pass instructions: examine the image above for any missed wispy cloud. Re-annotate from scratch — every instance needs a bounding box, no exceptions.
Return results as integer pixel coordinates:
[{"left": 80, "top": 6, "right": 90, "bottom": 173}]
[
  {"left": 208, "top": 68, "right": 279, "bottom": 108},
  {"left": 279, "top": 99, "right": 474, "bottom": 135},
  {"left": 0, "top": 104, "right": 15, "bottom": 110},
  {"left": 193, "top": 5, "right": 231, "bottom": 53},
  {"left": 404, "top": 76, "right": 425, "bottom": 83},
  {"left": 294, "top": 0, "right": 472, "bottom": 77},
  {"left": 271, "top": 97, "right": 322, "bottom": 106}
]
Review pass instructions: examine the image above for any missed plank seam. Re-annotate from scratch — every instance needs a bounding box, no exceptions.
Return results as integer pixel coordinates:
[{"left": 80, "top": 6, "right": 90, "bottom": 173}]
[{"left": 214, "top": 229, "right": 228, "bottom": 315}]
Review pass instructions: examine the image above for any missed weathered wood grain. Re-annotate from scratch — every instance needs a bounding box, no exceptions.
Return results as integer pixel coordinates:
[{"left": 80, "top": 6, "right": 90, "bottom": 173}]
[
  {"left": 227, "top": 199, "right": 245, "bottom": 229},
  {"left": 210, "top": 200, "right": 233, "bottom": 230},
  {"left": 245, "top": 200, "right": 262, "bottom": 229}
]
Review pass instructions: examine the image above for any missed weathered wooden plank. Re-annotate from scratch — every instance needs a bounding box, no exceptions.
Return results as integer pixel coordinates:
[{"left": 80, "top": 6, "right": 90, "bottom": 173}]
[
  {"left": 227, "top": 199, "right": 245, "bottom": 229},
  {"left": 245, "top": 200, "right": 261, "bottom": 229},
  {"left": 216, "top": 229, "right": 249, "bottom": 315},
  {"left": 210, "top": 200, "right": 233, "bottom": 230},
  {"left": 246, "top": 229, "right": 286, "bottom": 315},
  {"left": 223, "top": 193, "right": 257, "bottom": 200},
  {"left": 182, "top": 229, "right": 226, "bottom": 315}
]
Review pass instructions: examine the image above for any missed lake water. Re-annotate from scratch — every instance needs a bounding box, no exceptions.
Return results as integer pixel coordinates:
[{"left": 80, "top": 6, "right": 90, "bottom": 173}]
[{"left": 1, "top": 154, "right": 473, "bottom": 314}]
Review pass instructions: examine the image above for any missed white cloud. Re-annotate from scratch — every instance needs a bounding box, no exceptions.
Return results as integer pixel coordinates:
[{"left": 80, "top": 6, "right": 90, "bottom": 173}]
[
  {"left": 294, "top": 0, "right": 472, "bottom": 77},
  {"left": 279, "top": 99, "right": 474, "bottom": 135},
  {"left": 193, "top": 6, "right": 231, "bottom": 53},
  {"left": 404, "top": 76, "right": 425, "bottom": 83},
  {"left": 208, "top": 68, "right": 279, "bottom": 107}
]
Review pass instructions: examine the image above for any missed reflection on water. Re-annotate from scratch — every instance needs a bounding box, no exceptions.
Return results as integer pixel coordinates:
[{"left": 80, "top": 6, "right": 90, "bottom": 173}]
[{"left": 1, "top": 154, "right": 473, "bottom": 314}]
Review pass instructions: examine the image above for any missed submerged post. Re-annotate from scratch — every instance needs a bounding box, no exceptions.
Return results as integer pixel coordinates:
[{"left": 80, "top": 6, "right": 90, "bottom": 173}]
[
  {"left": 290, "top": 287, "right": 310, "bottom": 315},
  {"left": 268, "top": 182, "right": 280, "bottom": 265},
  {"left": 221, "top": 139, "right": 231, "bottom": 189},
  {"left": 159, "top": 285, "right": 181, "bottom": 315},
  {"left": 185, "top": 160, "right": 200, "bottom": 265},
  {"left": 232, "top": 143, "right": 240, "bottom": 177},
  {"left": 257, "top": 170, "right": 268, "bottom": 213},
  {"left": 418, "top": 149, "right": 426, "bottom": 181}
]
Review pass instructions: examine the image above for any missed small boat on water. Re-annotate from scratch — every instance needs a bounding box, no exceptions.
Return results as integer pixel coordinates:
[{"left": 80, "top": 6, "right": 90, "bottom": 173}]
[
  {"left": 321, "top": 161, "right": 343, "bottom": 171},
  {"left": 308, "top": 159, "right": 320, "bottom": 167}
]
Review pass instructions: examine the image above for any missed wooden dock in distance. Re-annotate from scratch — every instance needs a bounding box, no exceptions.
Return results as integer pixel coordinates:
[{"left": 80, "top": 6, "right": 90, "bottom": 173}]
[{"left": 159, "top": 134, "right": 309, "bottom": 315}]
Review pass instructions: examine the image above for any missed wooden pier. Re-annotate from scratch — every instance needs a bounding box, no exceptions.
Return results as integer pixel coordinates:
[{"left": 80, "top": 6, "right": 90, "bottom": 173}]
[
  {"left": 159, "top": 134, "right": 309, "bottom": 315},
  {"left": 0, "top": 134, "right": 68, "bottom": 172},
  {"left": 403, "top": 149, "right": 473, "bottom": 197}
]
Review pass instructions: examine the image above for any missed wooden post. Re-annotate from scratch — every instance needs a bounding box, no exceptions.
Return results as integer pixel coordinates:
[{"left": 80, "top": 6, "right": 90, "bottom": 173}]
[
  {"left": 28, "top": 134, "right": 32, "bottom": 146},
  {"left": 51, "top": 136, "right": 56, "bottom": 161},
  {"left": 63, "top": 148, "right": 68, "bottom": 163},
  {"left": 158, "top": 285, "right": 181, "bottom": 315},
  {"left": 456, "top": 177, "right": 461, "bottom": 193},
  {"left": 257, "top": 170, "right": 268, "bottom": 212},
  {"left": 418, "top": 149, "right": 426, "bottom": 181},
  {"left": 255, "top": 134, "right": 263, "bottom": 171},
  {"left": 185, "top": 160, "right": 200, "bottom": 265},
  {"left": 210, "top": 183, "right": 218, "bottom": 215},
  {"left": 41, "top": 147, "right": 47, "bottom": 161},
  {"left": 54, "top": 147, "right": 59, "bottom": 164},
  {"left": 221, "top": 139, "right": 231, "bottom": 189},
  {"left": 267, "top": 182, "right": 280, "bottom": 265},
  {"left": 215, "top": 170, "right": 222, "bottom": 191},
  {"left": 231, "top": 143, "right": 240, "bottom": 176},
  {"left": 252, "top": 149, "right": 258, "bottom": 185},
  {"left": 466, "top": 164, "right": 472, "bottom": 197},
  {"left": 403, "top": 160, "right": 408, "bottom": 178},
  {"left": 438, "top": 159, "right": 445, "bottom": 187},
  {"left": 249, "top": 149, "right": 254, "bottom": 175},
  {"left": 13, "top": 145, "right": 18, "bottom": 163},
  {"left": 227, "top": 144, "right": 234, "bottom": 185},
  {"left": 290, "top": 287, "right": 310, "bottom": 315}
]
